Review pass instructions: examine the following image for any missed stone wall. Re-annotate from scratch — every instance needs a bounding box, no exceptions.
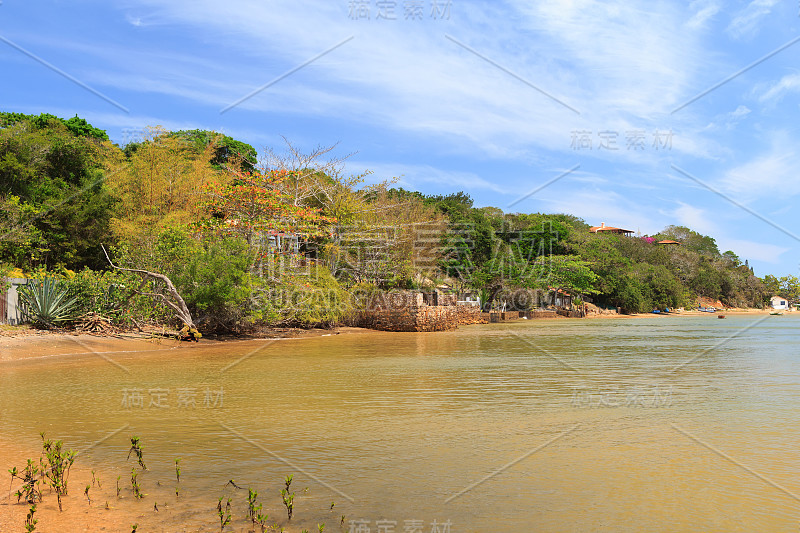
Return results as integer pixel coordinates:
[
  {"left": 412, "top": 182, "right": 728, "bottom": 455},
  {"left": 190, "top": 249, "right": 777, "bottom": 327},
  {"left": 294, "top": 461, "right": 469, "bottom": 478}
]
[
  {"left": 368, "top": 291, "right": 423, "bottom": 310},
  {"left": 360, "top": 290, "right": 486, "bottom": 332},
  {"left": 455, "top": 304, "right": 484, "bottom": 325},
  {"left": 528, "top": 310, "right": 558, "bottom": 319}
]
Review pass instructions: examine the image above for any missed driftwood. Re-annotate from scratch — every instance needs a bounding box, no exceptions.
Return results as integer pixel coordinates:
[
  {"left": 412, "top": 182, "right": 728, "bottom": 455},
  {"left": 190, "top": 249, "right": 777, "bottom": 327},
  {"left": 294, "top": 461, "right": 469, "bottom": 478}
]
[{"left": 101, "top": 245, "right": 196, "bottom": 329}]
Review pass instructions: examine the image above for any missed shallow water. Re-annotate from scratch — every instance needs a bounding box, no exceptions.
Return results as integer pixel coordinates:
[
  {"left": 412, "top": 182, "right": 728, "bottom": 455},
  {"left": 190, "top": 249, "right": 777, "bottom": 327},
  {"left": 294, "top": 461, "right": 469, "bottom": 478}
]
[{"left": 2, "top": 315, "right": 800, "bottom": 532}]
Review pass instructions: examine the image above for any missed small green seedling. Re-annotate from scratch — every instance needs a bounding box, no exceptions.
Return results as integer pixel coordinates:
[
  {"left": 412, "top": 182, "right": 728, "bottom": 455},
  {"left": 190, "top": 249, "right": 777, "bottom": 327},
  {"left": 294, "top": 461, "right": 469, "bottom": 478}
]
[
  {"left": 280, "top": 475, "right": 294, "bottom": 521},
  {"left": 40, "top": 436, "right": 76, "bottom": 511},
  {"left": 127, "top": 436, "right": 146, "bottom": 470},
  {"left": 11, "top": 459, "right": 41, "bottom": 505},
  {"left": 131, "top": 468, "right": 144, "bottom": 499},
  {"left": 25, "top": 504, "right": 37, "bottom": 532},
  {"left": 217, "top": 496, "right": 232, "bottom": 532}
]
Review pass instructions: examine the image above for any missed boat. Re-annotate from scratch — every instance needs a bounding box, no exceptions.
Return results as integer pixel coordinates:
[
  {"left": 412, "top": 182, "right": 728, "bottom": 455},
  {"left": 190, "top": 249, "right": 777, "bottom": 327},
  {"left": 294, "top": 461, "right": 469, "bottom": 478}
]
[
  {"left": 718, "top": 315, "right": 726, "bottom": 319},
  {"left": 770, "top": 311, "right": 783, "bottom": 316}
]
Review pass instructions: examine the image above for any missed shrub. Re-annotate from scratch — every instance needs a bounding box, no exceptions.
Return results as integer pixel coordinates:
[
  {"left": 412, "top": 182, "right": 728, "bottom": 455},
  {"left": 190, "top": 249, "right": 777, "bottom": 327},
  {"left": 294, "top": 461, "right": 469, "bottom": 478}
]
[
  {"left": 64, "top": 268, "right": 132, "bottom": 319},
  {"left": 179, "top": 236, "right": 257, "bottom": 331},
  {"left": 277, "top": 264, "right": 353, "bottom": 327},
  {"left": 17, "top": 278, "right": 78, "bottom": 328}
]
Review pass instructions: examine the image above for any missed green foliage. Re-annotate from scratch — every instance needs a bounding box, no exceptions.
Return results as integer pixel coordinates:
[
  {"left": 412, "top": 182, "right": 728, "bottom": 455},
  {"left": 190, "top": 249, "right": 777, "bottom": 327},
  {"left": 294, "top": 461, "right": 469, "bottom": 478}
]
[
  {"left": 658, "top": 225, "right": 720, "bottom": 256},
  {"left": 180, "top": 236, "right": 258, "bottom": 330},
  {"left": 9, "top": 460, "right": 41, "bottom": 505},
  {"left": 0, "top": 113, "right": 116, "bottom": 270},
  {"left": 545, "top": 255, "right": 599, "bottom": 299},
  {"left": 170, "top": 129, "right": 257, "bottom": 173},
  {"left": 63, "top": 268, "right": 133, "bottom": 319},
  {"left": 762, "top": 274, "right": 800, "bottom": 301},
  {"left": 0, "top": 112, "right": 108, "bottom": 140},
  {"left": 277, "top": 264, "right": 353, "bottom": 327},
  {"left": 384, "top": 188, "right": 473, "bottom": 217},
  {"left": 0, "top": 109, "right": 777, "bottom": 323},
  {"left": 130, "top": 469, "right": 143, "bottom": 499},
  {"left": 127, "top": 436, "right": 146, "bottom": 470},
  {"left": 18, "top": 278, "right": 79, "bottom": 328}
]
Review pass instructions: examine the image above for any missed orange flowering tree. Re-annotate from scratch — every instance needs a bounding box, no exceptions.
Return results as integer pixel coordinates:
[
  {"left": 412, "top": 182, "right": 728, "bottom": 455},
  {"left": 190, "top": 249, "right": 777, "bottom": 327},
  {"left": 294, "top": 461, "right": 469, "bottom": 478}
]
[
  {"left": 198, "top": 169, "right": 337, "bottom": 279},
  {"left": 200, "top": 171, "right": 335, "bottom": 238}
]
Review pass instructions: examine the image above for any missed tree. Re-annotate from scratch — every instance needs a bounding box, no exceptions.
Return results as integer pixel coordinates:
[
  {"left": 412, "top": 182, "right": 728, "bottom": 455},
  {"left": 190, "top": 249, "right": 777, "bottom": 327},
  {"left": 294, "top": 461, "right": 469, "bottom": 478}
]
[
  {"left": 102, "top": 245, "right": 196, "bottom": 329},
  {"left": 0, "top": 112, "right": 109, "bottom": 140},
  {"left": 259, "top": 138, "right": 357, "bottom": 208},
  {"left": 542, "top": 255, "right": 599, "bottom": 306},
  {"left": 109, "top": 126, "right": 224, "bottom": 241},
  {"left": 198, "top": 169, "right": 337, "bottom": 281},
  {"left": 0, "top": 115, "right": 116, "bottom": 270},
  {"left": 170, "top": 129, "right": 257, "bottom": 174},
  {"left": 659, "top": 225, "right": 720, "bottom": 256},
  {"left": 722, "top": 250, "right": 740, "bottom": 267},
  {"left": 0, "top": 194, "right": 40, "bottom": 267},
  {"left": 762, "top": 274, "right": 800, "bottom": 301}
]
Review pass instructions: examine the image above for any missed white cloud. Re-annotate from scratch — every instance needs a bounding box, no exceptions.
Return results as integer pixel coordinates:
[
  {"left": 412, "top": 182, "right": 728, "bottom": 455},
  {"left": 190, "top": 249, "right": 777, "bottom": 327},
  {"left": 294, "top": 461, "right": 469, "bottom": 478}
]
[
  {"left": 720, "top": 133, "right": 800, "bottom": 197},
  {"left": 705, "top": 104, "right": 751, "bottom": 130},
  {"left": 350, "top": 161, "right": 509, "bottom": 195},
  {"left": 714, "top": 238, "right": 789, "bottom": 264},
  {"left": 46, "top": 0, "right": 716, "bottom": 163},
  {"left": 759, "top": 72, "right": 800, "bottom": 103},
  {"left": 727, "top": 0, "right": 780, "bottom": 39},
  {"left": 686, "top": 0, "right": 721, "bottom": 30},
  {"left": 672, "top": 202, "right": 719, "bottom": 237},
  {"left": 730, "top": 105, "right": 751, "bottom": 119},
  {"left": 125, "top": 15, "right": 144, "bottom": 27},
  {"left": 535, "top": 184, "right": 667, "bottom": 235}
]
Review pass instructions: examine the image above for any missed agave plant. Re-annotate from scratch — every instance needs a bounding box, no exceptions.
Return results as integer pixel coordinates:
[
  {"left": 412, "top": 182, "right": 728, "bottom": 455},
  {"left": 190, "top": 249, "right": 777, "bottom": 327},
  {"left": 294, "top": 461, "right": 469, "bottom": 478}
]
[{"left": 17, "top": 278, "right": 79, "bottom": 328}]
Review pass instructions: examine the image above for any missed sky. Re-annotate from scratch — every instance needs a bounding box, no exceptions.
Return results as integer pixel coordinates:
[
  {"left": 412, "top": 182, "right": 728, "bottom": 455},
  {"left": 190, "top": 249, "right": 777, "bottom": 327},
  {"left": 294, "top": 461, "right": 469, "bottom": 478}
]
[{"left": 1, "top": 0, "right": 799, "bottom": 277}]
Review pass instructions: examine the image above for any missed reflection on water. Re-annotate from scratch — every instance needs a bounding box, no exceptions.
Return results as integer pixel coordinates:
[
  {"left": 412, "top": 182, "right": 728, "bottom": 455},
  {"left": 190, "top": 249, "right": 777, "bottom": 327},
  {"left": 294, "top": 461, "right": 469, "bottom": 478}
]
[{"left": 2, "top": 316, "right": 800, "bottom": 531}]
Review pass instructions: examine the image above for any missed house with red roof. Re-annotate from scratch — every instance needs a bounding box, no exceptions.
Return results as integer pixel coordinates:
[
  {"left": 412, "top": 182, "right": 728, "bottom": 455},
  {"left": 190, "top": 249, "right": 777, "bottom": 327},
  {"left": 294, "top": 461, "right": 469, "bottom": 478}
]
[{"left": 588, "top": 222, "right": 633, "bottom": 236}]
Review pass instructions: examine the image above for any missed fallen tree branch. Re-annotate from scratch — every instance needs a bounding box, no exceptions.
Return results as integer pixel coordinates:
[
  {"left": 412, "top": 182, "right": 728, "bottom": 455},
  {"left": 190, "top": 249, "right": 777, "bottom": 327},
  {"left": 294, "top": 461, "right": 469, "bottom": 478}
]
[{"left": 101, "top": 245, "right": 196, "bottom": 328}]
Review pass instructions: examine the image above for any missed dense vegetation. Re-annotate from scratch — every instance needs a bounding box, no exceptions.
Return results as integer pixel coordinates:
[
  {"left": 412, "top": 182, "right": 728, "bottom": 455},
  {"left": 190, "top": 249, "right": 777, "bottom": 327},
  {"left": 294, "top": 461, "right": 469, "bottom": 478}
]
[{"left": 0, "top": 112, "right": 775, "bottom": 331}]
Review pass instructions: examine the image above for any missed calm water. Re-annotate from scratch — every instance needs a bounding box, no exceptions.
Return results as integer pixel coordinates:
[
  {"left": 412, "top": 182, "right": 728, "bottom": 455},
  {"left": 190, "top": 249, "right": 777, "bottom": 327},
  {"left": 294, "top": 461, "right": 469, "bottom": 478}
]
[{"left": 2, "top": 315, "right": 800, "bottom": 532}]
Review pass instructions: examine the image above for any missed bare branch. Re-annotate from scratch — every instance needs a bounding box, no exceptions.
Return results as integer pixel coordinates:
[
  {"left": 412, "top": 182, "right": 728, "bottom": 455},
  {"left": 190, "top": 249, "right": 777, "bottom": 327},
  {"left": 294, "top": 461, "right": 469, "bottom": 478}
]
[{"left": 101, "top": 245, "right": 195, "bottom": 328}]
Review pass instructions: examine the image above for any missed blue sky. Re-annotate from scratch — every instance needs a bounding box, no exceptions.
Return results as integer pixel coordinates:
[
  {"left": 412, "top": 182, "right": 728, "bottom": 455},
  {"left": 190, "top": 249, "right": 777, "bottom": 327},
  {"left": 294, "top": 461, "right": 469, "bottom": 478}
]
[{"left": 1, "top": 0, "right": 799, "bottom": 277}]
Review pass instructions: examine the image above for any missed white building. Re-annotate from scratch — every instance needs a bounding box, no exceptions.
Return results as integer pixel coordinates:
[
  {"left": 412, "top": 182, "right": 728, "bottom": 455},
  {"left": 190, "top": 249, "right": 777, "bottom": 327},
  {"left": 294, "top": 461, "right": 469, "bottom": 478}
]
[{"left": 770, "top": 296, "right": 789, "bottom": 310}]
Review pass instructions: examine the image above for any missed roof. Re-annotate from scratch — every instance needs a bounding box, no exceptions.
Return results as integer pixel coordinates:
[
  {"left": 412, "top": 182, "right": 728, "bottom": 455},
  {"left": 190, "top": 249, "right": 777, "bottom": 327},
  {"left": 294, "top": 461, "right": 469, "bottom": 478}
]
[
  {"left": 589, "top": 222, "right": 634, "bottom": 234},
  {"left": 548, "top": 287, "right": 572, "bottom": 295},
  {"left": 657, "top": 239, "right": 681, "bottom": 245}
]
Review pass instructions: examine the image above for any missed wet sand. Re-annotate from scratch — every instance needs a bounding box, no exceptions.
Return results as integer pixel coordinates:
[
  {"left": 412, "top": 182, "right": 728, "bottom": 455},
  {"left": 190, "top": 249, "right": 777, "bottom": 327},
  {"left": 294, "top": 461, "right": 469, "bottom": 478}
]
[
  {"left": 0, "top": 439, "right": 147, "bottom": 533},
  {"left": 0, "top": 327, "right": 377, "bottom": 363}
]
